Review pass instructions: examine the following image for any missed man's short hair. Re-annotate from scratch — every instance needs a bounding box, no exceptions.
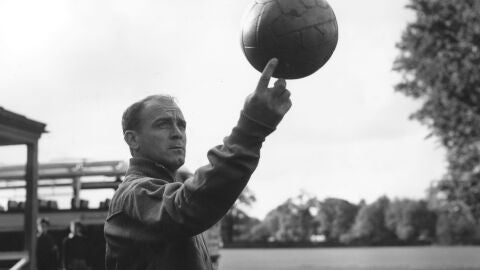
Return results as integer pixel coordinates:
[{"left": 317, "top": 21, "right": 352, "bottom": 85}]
[{"left": 122, "top": 95, "right": 176, "bottom": 133}]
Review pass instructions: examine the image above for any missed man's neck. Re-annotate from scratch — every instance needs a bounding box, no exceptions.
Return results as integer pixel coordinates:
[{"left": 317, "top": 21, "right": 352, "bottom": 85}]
[{"left": 127, "top": 157, "right": 177, "bottom": 181}]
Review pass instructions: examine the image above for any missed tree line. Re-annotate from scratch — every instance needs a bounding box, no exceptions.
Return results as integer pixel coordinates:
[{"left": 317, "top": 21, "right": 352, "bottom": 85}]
[{"left": 221, "top": 190, "right": 478, "bottom": 246}]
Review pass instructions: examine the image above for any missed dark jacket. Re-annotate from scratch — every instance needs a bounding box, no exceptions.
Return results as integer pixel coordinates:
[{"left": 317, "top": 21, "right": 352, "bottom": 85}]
[
  {"left": 62, "top": 235, "right": 90, "bottom": 270},
  {"left": 104, "top": 111, "right": 276, "bottom": 270},
  {"left": 37, "top": 232, "right": 59, "bottom": 270}
]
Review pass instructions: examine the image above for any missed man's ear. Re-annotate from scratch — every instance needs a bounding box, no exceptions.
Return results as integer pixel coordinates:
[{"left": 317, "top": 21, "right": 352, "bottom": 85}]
[{"left": 124, "top": 130, "right": 140, "bottom": 153}]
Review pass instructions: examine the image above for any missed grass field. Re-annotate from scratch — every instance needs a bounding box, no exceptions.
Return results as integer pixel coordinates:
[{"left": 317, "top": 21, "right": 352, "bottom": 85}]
[{"left": 219, "top": 246, "right": 480, "bottom": 270}]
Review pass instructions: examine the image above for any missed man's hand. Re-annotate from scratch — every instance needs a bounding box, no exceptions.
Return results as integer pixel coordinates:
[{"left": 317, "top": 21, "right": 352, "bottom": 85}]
[{"left": 243, "top": 58, "right": 292, "bottom": 127}]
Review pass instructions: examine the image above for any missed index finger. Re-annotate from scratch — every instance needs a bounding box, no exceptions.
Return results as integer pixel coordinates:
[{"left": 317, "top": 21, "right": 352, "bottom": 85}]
[{"left": 256, "top": 58, "right": 278, "bottom": 92}]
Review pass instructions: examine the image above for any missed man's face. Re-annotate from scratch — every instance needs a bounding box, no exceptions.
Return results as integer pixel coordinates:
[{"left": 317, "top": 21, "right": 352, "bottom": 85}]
[
  {"left": 135, "top": 99, "right": 187, "bottom": 171},
  {"left": 38, "top": 222, "right": 47, "bottom": 234}
]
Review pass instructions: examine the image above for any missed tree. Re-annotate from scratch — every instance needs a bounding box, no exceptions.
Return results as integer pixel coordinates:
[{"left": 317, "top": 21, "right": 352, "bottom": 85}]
[
  {"left": 248, "top": 221, "right": 273, "bottom": 242},
  {"left": 221, "top": 208, "right": 261, "bottom": 243},
  {"left": 316, "top": 198, "right": 359, "bottom": 243},
  {"left": 221, "top": 187, "right": 257, "bottom": 244},
  {"left": 435, "top": 200, "right": 476, "bottom": 244},
  {"left": 345, "top": 196, "right": 396, "bottom": 245},
  {"left": 385, "top": 199, "right": 436, "bottom": 243},
  {"left": 248, "top": 192, "right": 319, "bottom": 242},
  {"left": 394, "top": 0, "right": 480, "bottom": 226}
]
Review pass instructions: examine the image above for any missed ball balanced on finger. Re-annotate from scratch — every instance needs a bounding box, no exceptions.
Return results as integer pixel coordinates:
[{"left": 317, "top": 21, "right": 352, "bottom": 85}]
[{"left": 241, "top": 0, "right": 338, "bottom": 79}]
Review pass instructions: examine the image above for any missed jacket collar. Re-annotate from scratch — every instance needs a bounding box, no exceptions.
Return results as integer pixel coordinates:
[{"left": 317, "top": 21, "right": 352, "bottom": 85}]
[{"left": 126, "top": 157, "right": 176, "bottom": 182}]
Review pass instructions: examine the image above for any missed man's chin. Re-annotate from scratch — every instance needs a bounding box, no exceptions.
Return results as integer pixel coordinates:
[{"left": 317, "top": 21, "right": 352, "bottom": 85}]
[
  {"left": 176, "top": 158, "right": 185, "bottom": 167},
  {"left": 169, "top": 158, "right": 185, "bottom": 172}
]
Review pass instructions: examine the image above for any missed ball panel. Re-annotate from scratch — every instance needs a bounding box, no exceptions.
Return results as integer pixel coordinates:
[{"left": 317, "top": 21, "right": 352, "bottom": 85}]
[
  {"left": 315, "top": 0, "right": 330, "bottom": 8},
  {"left": 244, "top": 48, "right": 321, "bottom": 79},
  {"left": 242, "top": 3, "right": 266, "bottom": 47},
  {"left": 273, "top": 31, "right": 302, "bottom": 53},
  {"left": 301, "top": 21, "right": 338, "bottom": 48},
  {"left": 242, "top": 47, "right": 271, "bottom": 74},
  {"left": 270, "top": 5, "right": 336, "bottom": 36},
  {"left": 275, "top": 59, "right": 317, "bottom": 79},
  {"left": 276, "top": 0, "right": 308, "bottom": 16},
  {"left": 300, "top": 0, "right": 317, "bottom": 8},
  {"left": 255, "top": 1, "right": 283, "bottom": 43}
]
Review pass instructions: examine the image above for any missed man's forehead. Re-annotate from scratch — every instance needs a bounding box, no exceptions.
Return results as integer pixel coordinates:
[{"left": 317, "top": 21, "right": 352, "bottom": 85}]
[{"left": 144, "top": 98, "right": 184, "bottom": 118}]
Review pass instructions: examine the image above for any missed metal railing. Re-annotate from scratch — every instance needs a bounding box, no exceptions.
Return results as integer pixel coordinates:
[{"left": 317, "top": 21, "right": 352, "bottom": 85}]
[
  {"left": 0, "top": 160, "right": 127, "bottom": 181},
  {"left": 0, "top": 251, "right": 28, "bottom": 270}
]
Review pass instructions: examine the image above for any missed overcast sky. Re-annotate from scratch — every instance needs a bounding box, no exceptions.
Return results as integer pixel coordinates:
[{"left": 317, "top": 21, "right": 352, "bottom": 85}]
[{"left": 0, "top": 0, "right": 446, "bottom": 218}]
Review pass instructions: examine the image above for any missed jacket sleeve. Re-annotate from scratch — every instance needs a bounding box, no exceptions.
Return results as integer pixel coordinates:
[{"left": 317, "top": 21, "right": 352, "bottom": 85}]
[{"left": 123, "top": 110, "right": 278, "bottom": 239}]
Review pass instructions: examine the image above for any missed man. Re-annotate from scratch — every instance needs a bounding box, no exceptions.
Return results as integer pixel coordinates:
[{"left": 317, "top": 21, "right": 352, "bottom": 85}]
[
  {"left": 62, "top": 221, "right": 90, "bottom": 270},
  {"left": 104, "top": 58, "right": 291, "bottom": 270},
  {"left": 36, "top": 217, "right": 60, "bottom": 270}
]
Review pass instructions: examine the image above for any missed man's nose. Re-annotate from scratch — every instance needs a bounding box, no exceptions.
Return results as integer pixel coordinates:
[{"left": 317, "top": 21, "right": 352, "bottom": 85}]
[{"left": 170, "top": 124, "right": 184, "bottom": 139}]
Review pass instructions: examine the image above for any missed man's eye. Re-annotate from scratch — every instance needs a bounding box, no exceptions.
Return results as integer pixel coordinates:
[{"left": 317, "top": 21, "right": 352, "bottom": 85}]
[{"left": 155, "top": 122, "right": 170, "bottom": 128}]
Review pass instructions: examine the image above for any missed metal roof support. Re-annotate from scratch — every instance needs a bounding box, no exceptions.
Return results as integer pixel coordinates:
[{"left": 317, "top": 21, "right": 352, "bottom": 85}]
[{"left": 24, "top": 142, "right": 39, "bottom": 270}]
